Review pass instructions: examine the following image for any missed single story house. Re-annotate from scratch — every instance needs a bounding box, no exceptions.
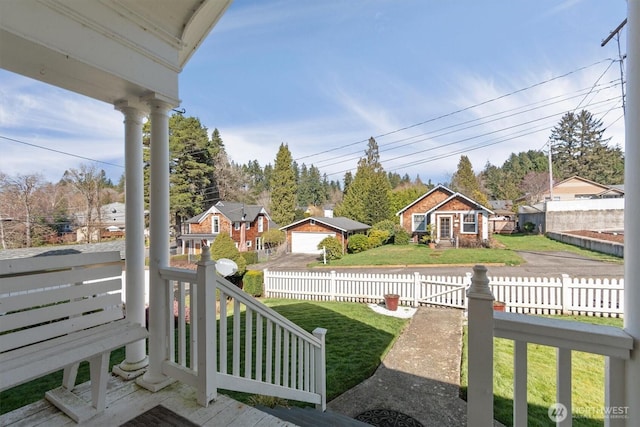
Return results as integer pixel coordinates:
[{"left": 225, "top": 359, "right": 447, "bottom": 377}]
[
  {"left": 280, "top": 216, "right": 370, "bottom": 254},
  {"left": 396, "top": 185, "right": 494, "bottom": 246},
  {"left": 181, "top": 201, "right": 272, "bottom": 254}
]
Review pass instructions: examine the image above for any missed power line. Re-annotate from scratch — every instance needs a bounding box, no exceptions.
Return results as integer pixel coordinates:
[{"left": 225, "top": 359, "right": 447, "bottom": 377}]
[
  {"left": 312, "top": 80, "right": 621, "bottom": 168},
  {"left": 325, "top": 97, "right": 621, "bottom": 178},
  {"left": 294, "top": 58, "right": 615, "bottom": 163},
  {"left": 0, "top": 135, "right": 125, "bottom": 169}
]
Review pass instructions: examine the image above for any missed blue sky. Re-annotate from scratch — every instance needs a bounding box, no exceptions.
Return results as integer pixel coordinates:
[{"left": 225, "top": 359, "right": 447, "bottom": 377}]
[{"left": 0, "top": 0, "right": 629, "bottom": 186}]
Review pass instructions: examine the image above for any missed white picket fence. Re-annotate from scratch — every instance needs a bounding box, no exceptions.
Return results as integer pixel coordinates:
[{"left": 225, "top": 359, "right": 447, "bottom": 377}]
[{"left": 263, "top": 269, "right": 624, "bottom": 317}]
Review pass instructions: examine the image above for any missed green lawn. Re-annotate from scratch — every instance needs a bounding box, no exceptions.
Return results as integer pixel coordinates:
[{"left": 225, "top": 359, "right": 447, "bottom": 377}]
[
  {"left": 311, "top": 234, "right": 622, "bottom": 268},
  {"left": 493, "top": 234, "right": 623, "bottom": 263},
  {"left": 316, "top": 243, "right": 523, "bottom": 267},
  {"left": 0, "top": 300, "right": 406, "bottom": 415},
  {"left": 460, "top": 315, "right": 624, "bottom": 427}
]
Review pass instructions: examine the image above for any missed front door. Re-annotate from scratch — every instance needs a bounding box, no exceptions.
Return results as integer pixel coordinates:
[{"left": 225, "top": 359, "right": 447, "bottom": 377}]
[{"left": 439, "top": 216, "right": 452, "bottom": 240}]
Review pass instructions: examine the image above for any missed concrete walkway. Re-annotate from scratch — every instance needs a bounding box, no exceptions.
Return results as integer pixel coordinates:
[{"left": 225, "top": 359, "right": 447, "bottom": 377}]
[{"left": 328, "top": 306, "right": 501, "bottom": 426}]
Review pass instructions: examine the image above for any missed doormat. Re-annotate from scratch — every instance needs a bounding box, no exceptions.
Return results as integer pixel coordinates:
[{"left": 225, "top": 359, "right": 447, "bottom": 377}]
[
  {"left": 120, "top": 405, "right": 199, "bottom": 427},
  {"left": 355, "top": 409, "right": 423, "bottom": 427}
]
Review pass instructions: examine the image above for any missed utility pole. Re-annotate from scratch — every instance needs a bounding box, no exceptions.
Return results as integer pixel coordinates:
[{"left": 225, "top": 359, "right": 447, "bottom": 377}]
[
  {"left": 547, "top": 139, "right": 553, "bottom": 201},
  {"left": 601, "top": 18, "right": 627, "bottom": 116}
]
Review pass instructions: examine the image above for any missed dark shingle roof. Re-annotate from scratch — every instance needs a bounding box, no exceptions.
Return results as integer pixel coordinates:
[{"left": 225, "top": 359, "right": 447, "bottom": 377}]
[{"left": 280, "top": 216, "right": 370, "bottom": 232}]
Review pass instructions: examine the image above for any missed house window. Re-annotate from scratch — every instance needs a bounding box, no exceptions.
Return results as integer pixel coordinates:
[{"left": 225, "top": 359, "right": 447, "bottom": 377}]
[
  {"left": 412, "top": 214, "right": 427, "bottom": 232},
  {"left": 246, "top": 221, "right": 251, "bottom": 230},
  {"left": 212, "top": 216, "right": 220, "bottom": 233},
  {"left": 246, "top": 240, "right": 252, "bottom": 248},
  {"left": 256, "top": 237, "right": 262, "bottom": 250},
  {"left": 234, "top": 222, "right": 240, "bottom": 231},
  {"left": 462, "top": 213, "right": 477, "bottom": 233},
  {"left": 310, "top": 219, "right": 316, "bottom": 225},
  {"left": 258, "top": 217, "right": 264, "bottom": 232}
]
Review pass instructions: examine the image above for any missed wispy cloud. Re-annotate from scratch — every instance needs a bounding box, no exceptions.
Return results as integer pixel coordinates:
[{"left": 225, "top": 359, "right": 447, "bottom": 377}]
[{"left": 0, "top": 71, "right": 124, "bottom": 180}]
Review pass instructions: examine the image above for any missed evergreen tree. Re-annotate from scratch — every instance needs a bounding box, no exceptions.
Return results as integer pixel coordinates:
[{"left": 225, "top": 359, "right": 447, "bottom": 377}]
[
  {"left": 343, "top": 171, "right": 353, "bottom": 194},
  {"left": 550, "top": 110, "right": 623, "bottom": 184},
  {"left": 389, "top": 182, "right": 430, "bottom": 217},
  {"left": 269, "top": 143, "right": 297, "bottom": 225},
  {"left": 481, "top": 150, "right": 548, "bottom": 202},
  {"left": 450, "top": 155, "right": 489, "bottom": 207},
  {"left": 143, "top": 113, "right": 215, "bottom": 233},
  {"left": 335, "top": 137, "right": 392, "bottom": 224}
]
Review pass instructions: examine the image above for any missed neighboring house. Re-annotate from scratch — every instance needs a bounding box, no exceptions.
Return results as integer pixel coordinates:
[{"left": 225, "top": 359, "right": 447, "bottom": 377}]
[
  {"left": 518, "top": 176, "right": 625, "bottom": 233},
  {"left": 181, "top": 201, "right": 272, "bottom": 254},
  {"left": 280, "top": 217, "right": 370, "bottom": 254},
  {"left": 396, "top": 185, "right": 494, "bottom": 246},
  {"left": 74, "top": 202, "right": 126, "bottom": 242},
  {"left": 532, "top": 176, "right": 624, "bottom": 203}
]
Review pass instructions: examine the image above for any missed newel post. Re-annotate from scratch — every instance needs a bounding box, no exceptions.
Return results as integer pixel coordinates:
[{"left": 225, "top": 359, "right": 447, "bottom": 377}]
[
  {"left": 196, "top": 245, "right": 217, "bottom": 406},
  {"left": 313, "top": 327, "right": 327, "bottom": 412},
  {"left": 466, "top": 264, "right": 495, "bottom": 427}
]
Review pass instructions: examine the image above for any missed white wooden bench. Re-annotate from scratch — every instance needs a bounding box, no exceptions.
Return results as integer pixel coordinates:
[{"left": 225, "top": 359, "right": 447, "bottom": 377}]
[{"left": 0, "top": 251, "right": 148, "bottom": 423}]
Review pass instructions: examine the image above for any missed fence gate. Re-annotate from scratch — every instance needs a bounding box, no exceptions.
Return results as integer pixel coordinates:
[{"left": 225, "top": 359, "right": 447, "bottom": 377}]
[{"left": 418, "top": 276, "right": 470, "bottom": 309}]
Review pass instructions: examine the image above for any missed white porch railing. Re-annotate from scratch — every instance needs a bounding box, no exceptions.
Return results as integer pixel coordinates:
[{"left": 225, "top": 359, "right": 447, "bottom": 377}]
[
  {"left": 264, "top": 269, "right": 624, "bottom": 317},
  {"left": 158, "top": 249, "right": 327, "bottom": 410},
  {"left": 466, "top": 265, "right": 633, "bottom": 427}
]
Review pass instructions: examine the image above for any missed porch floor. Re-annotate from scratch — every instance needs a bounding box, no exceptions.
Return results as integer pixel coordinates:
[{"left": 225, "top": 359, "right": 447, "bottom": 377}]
[{"left": 0, "top": 375, "right": 294, "bottom": 427}]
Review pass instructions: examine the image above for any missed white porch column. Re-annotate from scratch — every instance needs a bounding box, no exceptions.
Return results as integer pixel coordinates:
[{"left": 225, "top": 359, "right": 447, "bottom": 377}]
[
  {"left": 113, "top": 101, "right": 148, "bottom": 379},
  {"left": 625, "top": 1, "right": 640, "bottom": 423},
  {"left": 138, "top": 94, "right": 176, "bottom": 390}
]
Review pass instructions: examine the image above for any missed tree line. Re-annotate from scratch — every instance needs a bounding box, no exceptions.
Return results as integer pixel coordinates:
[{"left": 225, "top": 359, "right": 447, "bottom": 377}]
[{"left": 0, "top": 108, "right": 623, "bottom": 249}]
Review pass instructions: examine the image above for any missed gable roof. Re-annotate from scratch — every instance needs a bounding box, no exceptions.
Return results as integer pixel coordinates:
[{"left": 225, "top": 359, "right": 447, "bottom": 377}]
[
  {"left": 549, "top": 175, "right": 613, "bottom": 192},
  {"left": 395, "top": 185, "right": 454, "bottom": 215},
  {"left": 214, "top": 201, "right": 268, "bottom": 222},
  {"left": 424, "top": 193, "right": 494, "bottom": 215},
  {"left": 395, "top": 185, "right": 493, "bottom": 216},
  {"left": 280, "top": 217, "right": 371, "bottom": 233},
  {"left": 185, "top": 201, "right": 269, "bottom": 224}
]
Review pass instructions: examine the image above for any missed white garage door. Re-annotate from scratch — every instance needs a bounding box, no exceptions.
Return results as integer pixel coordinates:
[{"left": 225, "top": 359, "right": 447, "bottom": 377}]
[{"left": 291, "top": 232, "right": 336, "bottom": 254}]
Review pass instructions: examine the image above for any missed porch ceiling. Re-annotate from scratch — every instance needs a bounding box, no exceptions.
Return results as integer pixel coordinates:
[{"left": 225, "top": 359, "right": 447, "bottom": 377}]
[{"left": 0, "top": 0, "right": 231, "bottom": 106}]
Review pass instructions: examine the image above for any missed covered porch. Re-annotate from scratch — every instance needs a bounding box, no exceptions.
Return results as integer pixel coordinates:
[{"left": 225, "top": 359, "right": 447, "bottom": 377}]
[
  {"left": 1, "top": 1, "right": 639, "bottom": 426},
  {"left": 0, "top": 1, "right": 326, "bottom": 424}
]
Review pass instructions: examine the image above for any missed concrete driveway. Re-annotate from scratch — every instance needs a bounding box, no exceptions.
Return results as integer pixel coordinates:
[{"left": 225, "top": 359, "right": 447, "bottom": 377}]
[{"left": 251, "top": 250, "right": 624, "bottom": 279}]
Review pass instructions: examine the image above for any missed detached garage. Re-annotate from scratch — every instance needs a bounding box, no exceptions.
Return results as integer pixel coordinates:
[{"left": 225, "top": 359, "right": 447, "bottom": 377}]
[{"left": 281, "top": 217, "right": 371, "bottom": 254}]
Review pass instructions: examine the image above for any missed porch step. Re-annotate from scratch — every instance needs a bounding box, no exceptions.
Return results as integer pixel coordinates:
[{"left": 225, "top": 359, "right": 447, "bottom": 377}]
[
  {"left": 437, "top": 240, "right": 453, "bottom": 248},
  {"left": 256, "top": 405, "right": 369, "bottom": 427}
]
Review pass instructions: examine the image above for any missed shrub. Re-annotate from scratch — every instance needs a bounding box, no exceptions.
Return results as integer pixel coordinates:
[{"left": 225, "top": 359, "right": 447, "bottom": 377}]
[
  {"left": 262, "top": 229, "right": 286, "bottom": 247},
  {"left": 368, "top": 229, "right": 389, "bottom": 248},
  {"left": 523, "top": 222, "right": 536, "bottom": 233},
  {"left": 243, "top": 270, "right": 264, "bottom": 297},
  {"left": 241, "top": 251, "right": 258, "bottom": 266},
  {"left": 371, "top": 219, "right": 397, "bottom": 244},
  {"left": 393, "top": 228, "right": 410, "bottom": 245},
  {"left": 209, "top": 233, "right": 247, "bottom": 276},
  {"left": 317, "top": 236, "right": 343, "bottom": 260},
  {"left": 347, "top": 234, "right": 370, "bottom": 253}
]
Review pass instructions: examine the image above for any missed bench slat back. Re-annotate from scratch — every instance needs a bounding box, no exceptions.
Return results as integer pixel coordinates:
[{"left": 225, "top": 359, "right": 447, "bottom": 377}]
[{"left": 0, "top": 252, "right": 125, "bottom": 354}]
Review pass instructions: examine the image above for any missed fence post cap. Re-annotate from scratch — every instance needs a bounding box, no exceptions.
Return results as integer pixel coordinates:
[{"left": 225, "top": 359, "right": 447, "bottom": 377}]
[
  {"left": 467, "top": 264, "right": 494, "bottom": 300},
  {"left": 198, "top": 244, "right": 215, "bottom": 266}
]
